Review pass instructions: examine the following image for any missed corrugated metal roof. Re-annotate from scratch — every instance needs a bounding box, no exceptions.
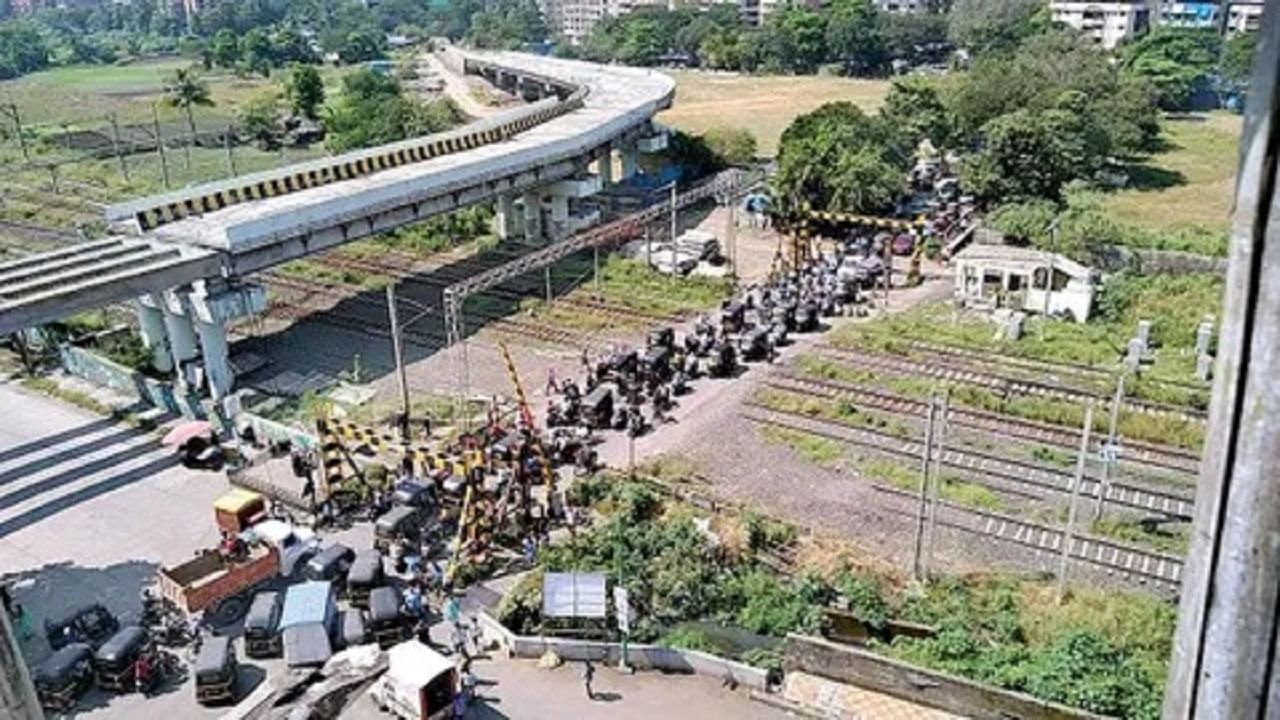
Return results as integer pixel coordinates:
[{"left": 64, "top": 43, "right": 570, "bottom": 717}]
[{"left": 280, "top": 581, "right": 333, "bottom": 630}]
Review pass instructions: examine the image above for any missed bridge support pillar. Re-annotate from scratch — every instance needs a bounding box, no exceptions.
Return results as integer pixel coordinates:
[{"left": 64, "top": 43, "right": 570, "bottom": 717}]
[
  {"left": 548, "top": 195, "right": 570, "bottom": 240},
  {"left": 495, "top": 194, "right": 520, "bottom": 241},
  {"left": 134, "top": 294, "right": 173, "bottom": 373},
  {"left": 619, "top": 143, "right": 639, "bottom": 181},
  {"left": 161, "top": 292, "right": 199, "bottom": 384},
  {"left": 597, "top": 148, "right": 615, "bottom": 188},
  {"left": 194, "top": 319, "right": 232, "bottom": 402},
  {"left": 189, "top": 281, "right": 267, "bottom": 404},
  {"left": 521, "top": 190, "right": 543, "bottom": 243}
]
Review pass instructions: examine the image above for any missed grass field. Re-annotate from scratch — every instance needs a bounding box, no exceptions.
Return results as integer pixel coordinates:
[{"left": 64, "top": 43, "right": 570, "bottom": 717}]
[
  {"left": 658, "top": 71, "right": 891, "bottom": 157},
  {"left": 1105, "top": 112, "right": 1242, "bottom": 234}
]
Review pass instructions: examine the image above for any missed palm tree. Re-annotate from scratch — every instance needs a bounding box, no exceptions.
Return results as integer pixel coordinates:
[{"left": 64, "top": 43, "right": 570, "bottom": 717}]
[{"left": 163, "top": 67, "right": 214, "bottom": 169}]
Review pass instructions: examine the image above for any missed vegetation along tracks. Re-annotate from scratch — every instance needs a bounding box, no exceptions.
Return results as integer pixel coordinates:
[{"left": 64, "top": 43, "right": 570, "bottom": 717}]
[
  {"left": 872, "top": 483, "right": 1183, "bottom": 591},
  {"left": 769, "top": 371, "right": 1201, "bottom": 476},
  {"left": 742, "top": 401, "right": 1195, "bottom": 520},
  {"left": 817, "top": 345, "right": 1207, "bottom": 423}
]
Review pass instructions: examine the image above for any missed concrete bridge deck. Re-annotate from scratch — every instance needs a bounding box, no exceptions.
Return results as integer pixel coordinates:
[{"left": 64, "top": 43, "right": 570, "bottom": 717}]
[{"left": 0, "top": 50, "right": 675, "bottom": 336}]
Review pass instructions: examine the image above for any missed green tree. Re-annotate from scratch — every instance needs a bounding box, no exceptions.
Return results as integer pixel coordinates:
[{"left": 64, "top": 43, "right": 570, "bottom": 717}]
[
  {"left": 0, "top": 21, "right": 50, "bottom": 79},
  {"left": 881, "top": 76, "right": 953, "bottom": 149},
  {"left": 240, "top": 27, "right": 274, "bottom": 76},
  {"left": 238, "top": 90, "right": 280, "bottom": 147},
  {"left": 1220, "top": 31, "right": 1257, "bottom": 89},
  {"left": 701, "top": 126, "right": 757, "bottom": 166},
  {"left": 773, "top": 101, "right": 908, "bottom": 216},
  {"left": 698, "top": 28, "right": 742, "bottom": 70},
  {"left": 272, "top": 26, "right": 316, "bottom": 65},
  {"left": 1122, "top": 28, "right": 1221, "bottom": 111},
  {"left": 163, "top": 66, "right": 214, "bottom": 168},
  {"left": 285, "top": 63, "right": 325, "bottom": 119},
  {"left": 338, "top": 28, "right": 386, "bottom": 63},
  {"left": 825, "top": 0, "right": 885, "bottom": 76},
  {"left": 210, "top": 27, "right": 238, "bottom": 68},
  {"left": 1220, "top": 31, "right": 1257, "bottom": 90},
  {"left": 960, "top": 106, "right": 1102, "bottom": 203},
  {"left": 771, "top": 7, "right": 827, "bottom": 73},
  {"left": 947, "top": 0, "right": 1047, "bottom": 58},
  {"left": 882, "top": 12, "right": 949, "bottom": 63},
  {"left": 324, "top": 69, "right": 456, "bottom": 152}
]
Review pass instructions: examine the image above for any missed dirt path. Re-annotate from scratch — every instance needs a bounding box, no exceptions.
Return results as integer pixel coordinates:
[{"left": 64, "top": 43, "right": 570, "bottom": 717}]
[{"left": 420, "top": 52, "right": 498, "bottom": 119}]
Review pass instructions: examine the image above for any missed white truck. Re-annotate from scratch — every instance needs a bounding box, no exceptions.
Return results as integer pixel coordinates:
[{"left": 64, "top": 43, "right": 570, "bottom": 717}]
[{"left": 372, "top": 641, "right": 457, "bottom": 720}]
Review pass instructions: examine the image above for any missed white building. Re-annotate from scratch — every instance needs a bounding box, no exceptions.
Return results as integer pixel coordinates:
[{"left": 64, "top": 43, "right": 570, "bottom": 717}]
[
  {"left": 1049, "top": 1, "right": 1151, "bottom": 48},
  {"left": 952, "top": 244, "right": 1097, "bottom": 323},
  {"left": 1157, "top": 1, "right": 1264, "bottom": 32},
  {"left": 877, "top": 0, "right": 928, "bottom": 12}
]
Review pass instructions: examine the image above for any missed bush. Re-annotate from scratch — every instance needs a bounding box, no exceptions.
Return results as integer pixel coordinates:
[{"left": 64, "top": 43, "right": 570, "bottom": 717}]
[
  {"left": 834, "top": 572, "right": 889, "bottom": 631},
  {"left": 658, "top": 626, "right": 716, "bottom": 652},
  {"left": 701, "top": 126, "right": 757, "bottom": 166}
]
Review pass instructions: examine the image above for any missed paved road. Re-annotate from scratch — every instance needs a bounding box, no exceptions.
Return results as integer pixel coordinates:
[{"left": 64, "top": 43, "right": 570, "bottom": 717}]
[{"left": 0, "top": 382, "right": 233, "bottom": 718}]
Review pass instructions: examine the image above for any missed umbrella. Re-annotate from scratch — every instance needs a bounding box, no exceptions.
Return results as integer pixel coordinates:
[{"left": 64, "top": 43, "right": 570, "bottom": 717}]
[{"left": 162, "top": 420, "right": 212, "bottom": 447}]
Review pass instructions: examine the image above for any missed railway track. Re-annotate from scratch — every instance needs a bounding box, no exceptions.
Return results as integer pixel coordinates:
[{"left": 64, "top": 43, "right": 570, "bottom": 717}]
[
  {"left": 767, "top": 371, "right": 1201, "bottom": 476},
  {"left": 742, "top": 402, "right": 1195, "bottom": 520},
  {"left": 872, "top": 483, "right": 1183, "bottom": 590},
  {"left": 317, "top": 248, "right": 681, "bottom": 327},
  {"left": 901, "top": 339, "right": 1206, "bottom": 396},
  {"left": 817, "top": 345, "right": 1208, "bottom": 423},
  {"left": 262, "top": 271, "right": 605, "bottom": 350}
]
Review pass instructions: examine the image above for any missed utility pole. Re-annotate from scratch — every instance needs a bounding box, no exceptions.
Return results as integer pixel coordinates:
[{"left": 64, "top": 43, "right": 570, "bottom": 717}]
[
  {"left": 385, "top": 284, "right": 411, "bottom": 441},
  {"left": 108, "top": 113, "right": 129, "bottom": 183},
  {"left": 543, "top": 266, "right": 552, "bottom": 304},
  {"left": 152, "top": 104, "right": 171, "bottom": 190},
  {"left": 1057, "top": 403, "right": 1094, "bottom": 603},
  {"left": 224, "top": 125, "right": 237, "bottom": 178},
  {"left": 2, "top": 103, "right": 29, "bottom": 161},
  {"left": 924, "top": 391, "right": 949, "bottom": 579},
  {"left": 1040, "top": 216, "right": 1061, "bottom": 339},
  {"left": 1093, "top": 375, "right": 1125, "bottom": 521},
  {"left": 912, "top": 395, "right": 938, "bottom": 581},
  {"left": 644, "top": 227, "right": 652, "bottom": 267},
  {"left": 669, "top": 180, "right": 678, "bottom": 244},
  {"left": 724, "top": 195, "right": 737, "bottom": 283}
]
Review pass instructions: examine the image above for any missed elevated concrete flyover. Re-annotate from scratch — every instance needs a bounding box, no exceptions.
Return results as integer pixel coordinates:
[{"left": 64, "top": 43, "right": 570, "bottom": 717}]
[
  {"left": 0, "top": 238, "right": 220, "bottom": 336},
  {"left": 0, "top": 49, "right": 676, "bottom": 406}
]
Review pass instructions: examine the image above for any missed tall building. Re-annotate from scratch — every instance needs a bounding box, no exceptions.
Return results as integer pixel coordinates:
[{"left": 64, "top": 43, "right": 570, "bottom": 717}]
[{"left": 1049, "top": 0, "right": 1151, "bottom": 48}]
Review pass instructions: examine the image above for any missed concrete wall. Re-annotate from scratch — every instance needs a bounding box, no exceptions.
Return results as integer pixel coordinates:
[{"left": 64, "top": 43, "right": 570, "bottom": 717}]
[
  {"left": 1093, "top": 245, "right": 1229, "bottom": 275},
  {"left": 0, "top": 609, "right": 41, "bottom": 720},
  {"left": 475, "top": 611, "right": 770, "bottom": 692},
  {"left": 58, "top": 344, "right": 200, "bottom": 418},
  {"left": 783, "top": 634, "right": 1108, "bottom": 720},
  {"left": 238, "top": 412, "right": 319, "bottom": 450}
]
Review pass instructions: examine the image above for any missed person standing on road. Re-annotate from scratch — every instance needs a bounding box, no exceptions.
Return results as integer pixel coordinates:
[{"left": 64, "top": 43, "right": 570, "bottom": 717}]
[{"left": 582, "top": 659, "right": 595, "bottom": 700}]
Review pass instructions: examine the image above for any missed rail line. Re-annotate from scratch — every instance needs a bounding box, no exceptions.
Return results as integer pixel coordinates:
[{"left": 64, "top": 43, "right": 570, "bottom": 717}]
[
  {"left": 767, "top": 371, "right": 1201, "bottom": 476},
  {"left": 261, "top": 271, "right": 607, "bottom": 351},
  {"left": 816, "top": 345, "right": 1208, "bottom": 423},
  {"left": 741, "top": 401, "right": 1195, "bottom": 520},
  {"left": 316, "top": 247, "right": 682, "bottom": 327},
  {"left": 871, "top": 483, "right": 1183, "bottom": 590},
  {"left": 901, "top": 339, "right": 1206, "bottom": 395}
]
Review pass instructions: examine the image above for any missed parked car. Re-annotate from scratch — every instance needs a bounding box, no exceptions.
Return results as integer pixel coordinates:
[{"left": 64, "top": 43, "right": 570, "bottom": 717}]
[{"left": 193, "top": 635, "right": 238, "bottom": 705}]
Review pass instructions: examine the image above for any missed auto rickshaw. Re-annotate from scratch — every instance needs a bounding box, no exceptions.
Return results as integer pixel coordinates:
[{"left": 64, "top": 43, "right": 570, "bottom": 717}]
[
  {"left": 345, "top": 550, "right": 385, "bottom": 608},
  {"left": 93, "top": 625, "right": 147, "bottom": 692},
  {"left": 374, "top": 506, "right": 421, "bottom": 551},
  {"left": 339, "top": 609, "right": 369, "bottom": 649},
  {"left": 33, "top": 642, "right": 93, "bottom": 712},
  {"left": 243, "top": 591, "right": 283, "bottom": 658},
  {"left": 581, "top": 385, "right": 614, "bottom": 429},
  {"left": 45, "top": 602, "right": 119, "bottom": 650},
  {"left": 304, "top": 542, "right": 355, "bottom": 583},
  {"left": 194, "top": 635, "right": 238, "bottom": 705},
  {"left": 368, "top": 587, "right": 408, "bottom": 649}
]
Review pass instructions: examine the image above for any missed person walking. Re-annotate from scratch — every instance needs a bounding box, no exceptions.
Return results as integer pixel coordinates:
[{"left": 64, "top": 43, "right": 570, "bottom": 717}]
[{"left": 582, "top": 659, "right": 595, "bottom": 700}]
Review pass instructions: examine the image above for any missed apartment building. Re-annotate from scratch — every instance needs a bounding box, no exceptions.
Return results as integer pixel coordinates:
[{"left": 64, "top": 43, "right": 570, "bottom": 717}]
[
  {"left": 1049, "top": 0, "right": 1151, "bottom": 48},
  {"left": 877, "top": 0, "right": 928, "bottom": 12},
  {"left": 1157, "top": 1, "right": 1264, "bottom": 32}
]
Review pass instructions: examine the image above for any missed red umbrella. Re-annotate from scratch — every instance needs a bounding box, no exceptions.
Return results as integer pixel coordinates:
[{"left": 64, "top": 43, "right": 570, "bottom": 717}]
[{"left": 162, "top": 420, "right": 212, "bottom": 447}]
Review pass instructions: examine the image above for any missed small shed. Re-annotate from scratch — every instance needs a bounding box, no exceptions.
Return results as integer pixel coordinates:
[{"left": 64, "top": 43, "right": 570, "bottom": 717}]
[{"left": 952, "top": 244, "right": 1096, "bottom": 322}]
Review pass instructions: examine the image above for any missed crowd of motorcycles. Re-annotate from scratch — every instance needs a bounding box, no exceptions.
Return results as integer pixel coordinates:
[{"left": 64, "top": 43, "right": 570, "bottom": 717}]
[{"left": 545, "top": 243, "right": 884, "bottom": 440}]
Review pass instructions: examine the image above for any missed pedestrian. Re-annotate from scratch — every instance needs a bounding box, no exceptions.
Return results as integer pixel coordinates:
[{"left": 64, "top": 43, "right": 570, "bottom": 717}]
[
  {"left": 582, "top": 659, "right": 595, "bottom": 700},
  {"left": 546, "top": 367, "right": 558, "bottom": 395},
  {"left": 300, "top": 474, "right": 315, "bottom": 511},
  {"left": 444, "top": 594, "right": 462, "bottom": 625},
  {"left": 521, "top": 535, "right": 536, "bottom": 565},
  {"left": 452, "top": 689, "right": 467, "bottom": 719}
]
